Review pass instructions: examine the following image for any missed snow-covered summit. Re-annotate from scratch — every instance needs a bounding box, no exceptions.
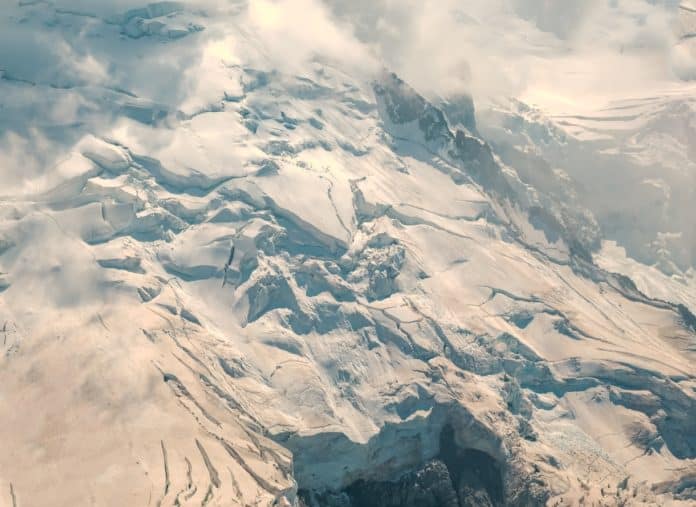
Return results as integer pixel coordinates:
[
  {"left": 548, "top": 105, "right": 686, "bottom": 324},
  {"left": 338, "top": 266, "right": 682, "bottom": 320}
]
[{"left": 0, "top": 1, "right": 695, "bottom": 506}]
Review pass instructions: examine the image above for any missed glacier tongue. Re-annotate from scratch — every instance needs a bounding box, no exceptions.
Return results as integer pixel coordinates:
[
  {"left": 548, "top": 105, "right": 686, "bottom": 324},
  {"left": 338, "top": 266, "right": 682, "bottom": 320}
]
[{"left": 1, "top": 2, "right": 695, "bottom": 506}]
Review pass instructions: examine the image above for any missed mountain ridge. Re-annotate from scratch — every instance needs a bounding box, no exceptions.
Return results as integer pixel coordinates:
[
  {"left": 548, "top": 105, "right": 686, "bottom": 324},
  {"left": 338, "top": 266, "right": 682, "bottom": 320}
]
[{"left": 0, "top": 2, "right": 695, "bottom": 506}]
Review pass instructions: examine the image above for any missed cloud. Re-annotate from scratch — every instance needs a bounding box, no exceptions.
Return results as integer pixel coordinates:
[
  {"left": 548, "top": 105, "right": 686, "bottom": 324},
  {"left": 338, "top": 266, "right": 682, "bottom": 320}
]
[
  {"left": 244, "top": 0, "right": 378, "bottom": 76},
  {"left": 671, "top": 41, "right": 696, "bottom": 79},
  {"left": 2, "top": 0, "right": 686, "bottom": 118},
  {"left": 0, "top": 0, "right": 689, "bottom": 167},
  {"left": 321, "top": 0, "right": 688, "bottom": 108}
]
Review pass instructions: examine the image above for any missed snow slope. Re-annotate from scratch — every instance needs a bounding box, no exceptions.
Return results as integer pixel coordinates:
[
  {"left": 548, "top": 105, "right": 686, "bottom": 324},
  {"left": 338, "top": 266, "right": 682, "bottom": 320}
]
[{"left": 0, "top": 1, "right": 695, "bottom": 506}]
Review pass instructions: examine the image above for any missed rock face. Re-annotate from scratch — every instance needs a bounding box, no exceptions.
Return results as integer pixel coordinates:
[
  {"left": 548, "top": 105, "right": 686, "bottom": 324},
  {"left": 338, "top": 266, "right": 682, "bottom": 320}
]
[
  {"left": 299, "top": 426, "right": 505, "bottom": 507},
  {"left": 301, "top": 460, "right": 461, "bottom": 507},
  {"left": 1, "top": 2, "right": 695, "bottom": 507},
  {"left": 344, "top": 460, "right": 463, "bottom": 507}
]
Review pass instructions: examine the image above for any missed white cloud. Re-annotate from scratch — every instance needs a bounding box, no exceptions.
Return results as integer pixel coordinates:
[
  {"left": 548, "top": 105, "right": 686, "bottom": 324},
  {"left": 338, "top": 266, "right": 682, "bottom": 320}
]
[
  {"left": 245, "top": 0, "right": 378, "bottom": 77},
  {"left": 321, "top": 0, "right": 689, "bottom": 108}
]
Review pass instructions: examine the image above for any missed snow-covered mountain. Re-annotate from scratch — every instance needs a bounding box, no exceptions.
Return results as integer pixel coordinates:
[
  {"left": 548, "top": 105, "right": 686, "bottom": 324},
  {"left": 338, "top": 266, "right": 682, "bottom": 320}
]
[{"left": 0, "top": 1, "right": 695, "bottom": 506}]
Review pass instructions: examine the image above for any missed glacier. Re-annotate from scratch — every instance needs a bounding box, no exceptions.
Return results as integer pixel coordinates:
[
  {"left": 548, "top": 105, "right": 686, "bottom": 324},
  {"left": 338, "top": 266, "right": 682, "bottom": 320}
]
[{"left": 0, "top": 1, "right": 695, "bottom": 506}]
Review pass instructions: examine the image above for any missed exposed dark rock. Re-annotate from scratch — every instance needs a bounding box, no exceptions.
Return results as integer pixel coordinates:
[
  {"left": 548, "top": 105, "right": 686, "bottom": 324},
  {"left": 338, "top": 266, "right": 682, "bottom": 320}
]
[
  {"left": 449, "top": 130, "right": 513, "bottom": 199},
  {"left": 440, "top": 425, "right": 504, "bottom": 507},
  {"left": 342, "top": 460, "right": 459, "bottom": 507},
  {"left": 298, "top": 425, "right": 505, "bottom": 507}
]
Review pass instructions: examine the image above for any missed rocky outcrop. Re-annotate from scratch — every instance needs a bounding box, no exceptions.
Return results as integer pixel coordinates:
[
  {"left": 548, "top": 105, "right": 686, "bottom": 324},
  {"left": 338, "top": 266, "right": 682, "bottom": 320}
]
[
  {"left": 298, "top": 426, "right": 506, "bottom": 507},
  {"left": 373, "top": 72, "right": 601, "bottom": 258}
]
